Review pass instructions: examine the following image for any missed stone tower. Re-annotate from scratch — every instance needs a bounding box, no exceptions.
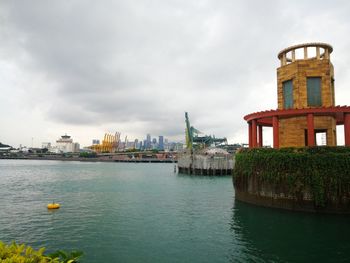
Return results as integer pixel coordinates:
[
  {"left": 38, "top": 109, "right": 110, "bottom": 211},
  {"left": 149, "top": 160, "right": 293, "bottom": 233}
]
[
  {"left": 276, "top": 43, "right": 336, "bottom": 147},
  {"left": 244, "top": 42, "right": 350, "bottom": 148}
]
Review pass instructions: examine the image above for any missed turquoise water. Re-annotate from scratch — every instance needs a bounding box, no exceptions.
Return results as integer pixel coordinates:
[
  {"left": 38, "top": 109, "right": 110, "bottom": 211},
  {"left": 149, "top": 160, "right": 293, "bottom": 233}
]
[{"left": 0, "top": 160, "right": 349, "bottom": 262}]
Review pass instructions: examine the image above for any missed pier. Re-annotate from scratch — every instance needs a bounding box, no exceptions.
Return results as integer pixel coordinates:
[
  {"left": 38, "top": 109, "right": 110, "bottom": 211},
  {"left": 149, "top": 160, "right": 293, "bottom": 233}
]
[{"left": 177, "top": 149, "right": 234, "bottom": 175}]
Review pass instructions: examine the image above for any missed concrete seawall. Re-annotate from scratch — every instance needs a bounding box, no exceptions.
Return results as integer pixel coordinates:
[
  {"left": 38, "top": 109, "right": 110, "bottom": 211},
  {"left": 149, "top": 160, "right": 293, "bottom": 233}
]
[
  {"left": 234, "top": 174, "right": 350, "bottom": 214},
  {"left": 0, "top": 156, "right": 177, "bottom": 163},
  {"left": 178, "top": 150, "right": 234, "bottom": 175}
]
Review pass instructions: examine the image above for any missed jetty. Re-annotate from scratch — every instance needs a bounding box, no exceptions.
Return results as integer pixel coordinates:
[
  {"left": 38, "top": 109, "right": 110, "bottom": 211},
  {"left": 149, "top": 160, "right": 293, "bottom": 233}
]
[{"left": 177, "top": 112, "right": 234, "bottom": 175}]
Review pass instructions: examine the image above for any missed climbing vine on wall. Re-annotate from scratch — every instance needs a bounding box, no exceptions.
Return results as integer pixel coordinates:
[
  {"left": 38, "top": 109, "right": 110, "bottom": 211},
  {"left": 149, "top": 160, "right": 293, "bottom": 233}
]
[{"left": 233, "top": 147, "right": 350, "bottom": 207}]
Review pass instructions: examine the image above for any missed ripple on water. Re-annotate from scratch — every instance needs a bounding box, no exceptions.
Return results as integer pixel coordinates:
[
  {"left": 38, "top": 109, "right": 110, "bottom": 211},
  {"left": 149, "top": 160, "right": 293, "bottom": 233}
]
[{"left": 1, "top": 160, "right": 350, "bottom": 263}]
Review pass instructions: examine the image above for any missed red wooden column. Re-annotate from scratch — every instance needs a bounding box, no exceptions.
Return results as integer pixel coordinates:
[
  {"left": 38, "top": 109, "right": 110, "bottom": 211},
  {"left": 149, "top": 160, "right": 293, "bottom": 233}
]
[
  {"left": 248, "top": 122, "right": 252, "bottom": 148},
  {"left": 272, "top": 116, "right": 279, "bottom": 148},
  {"left": 307, "top": 113, "right": 315, "bottom": 146},
  {"left": 252, "top": 119, "right": 258, "bottom": 147},
  {"left": 258, "top": 125, "right": 263, "bottom": 147},
  {"left": 344, "top": 113, "right": 350, "bottom": 146}
]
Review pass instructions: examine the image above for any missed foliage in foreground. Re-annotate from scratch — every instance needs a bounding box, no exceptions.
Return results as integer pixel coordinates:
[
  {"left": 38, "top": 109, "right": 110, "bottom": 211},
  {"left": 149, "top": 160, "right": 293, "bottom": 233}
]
[
  {"left": 0, "top": 241, "right": 83, "bottom": 263},
  {"left": 233, "top": 146, "right": 350, "bottom": 207}
]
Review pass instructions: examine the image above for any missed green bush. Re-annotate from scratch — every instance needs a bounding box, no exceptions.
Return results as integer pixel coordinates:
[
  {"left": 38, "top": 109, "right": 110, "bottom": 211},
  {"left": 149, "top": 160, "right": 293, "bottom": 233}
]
[
  {"left": 233, "top": 146, "right": 350, "bottom": 207},
  {"left": 0, "top": 241, "right": 83, "bottom": 263},
  {"left": 79, "top": 152, "right": 97, "bottom": 158}
]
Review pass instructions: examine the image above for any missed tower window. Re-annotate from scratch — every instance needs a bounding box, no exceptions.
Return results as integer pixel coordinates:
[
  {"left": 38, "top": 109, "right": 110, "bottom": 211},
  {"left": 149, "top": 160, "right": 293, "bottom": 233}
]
[
  {"left": 307, "top": 77, "right": 322, "bottom": 106},
  {"left": 283, "top": 80, "right": 293, "bottom": 109}
]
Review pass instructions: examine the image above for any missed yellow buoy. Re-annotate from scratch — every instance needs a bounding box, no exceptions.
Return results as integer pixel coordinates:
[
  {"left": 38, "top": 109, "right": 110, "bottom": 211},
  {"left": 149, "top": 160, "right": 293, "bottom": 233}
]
[{"left": 47, "top": 203, "right": 60, "bottom": 209}]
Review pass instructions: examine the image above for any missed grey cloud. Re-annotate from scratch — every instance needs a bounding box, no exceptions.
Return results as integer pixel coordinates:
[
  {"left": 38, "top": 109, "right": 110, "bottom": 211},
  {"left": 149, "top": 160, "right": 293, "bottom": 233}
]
[{"left": 1, "top": 0, "right": 350, "bottom": 145}]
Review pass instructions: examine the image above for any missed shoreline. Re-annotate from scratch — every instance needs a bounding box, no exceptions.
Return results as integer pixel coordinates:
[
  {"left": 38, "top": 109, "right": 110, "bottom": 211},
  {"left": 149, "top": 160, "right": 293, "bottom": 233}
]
[{"left": 0, "top": 156, "right": 177, "bottom": 163}]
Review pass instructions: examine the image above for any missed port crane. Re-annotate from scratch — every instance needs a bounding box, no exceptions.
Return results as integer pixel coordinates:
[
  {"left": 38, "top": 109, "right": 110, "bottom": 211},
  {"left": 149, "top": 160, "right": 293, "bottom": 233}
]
[
  {"left": 90, "top": 132, "right": 121, "bottom": 153},
  {"left": 185, "top": 112, "right": 227, "bottom": 150}
]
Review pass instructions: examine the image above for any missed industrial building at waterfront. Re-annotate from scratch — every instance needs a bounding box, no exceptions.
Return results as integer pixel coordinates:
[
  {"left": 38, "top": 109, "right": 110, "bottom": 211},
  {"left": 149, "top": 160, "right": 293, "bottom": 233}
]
[{"left": 55, "top": 134, "right": 80, "bottom": 153}]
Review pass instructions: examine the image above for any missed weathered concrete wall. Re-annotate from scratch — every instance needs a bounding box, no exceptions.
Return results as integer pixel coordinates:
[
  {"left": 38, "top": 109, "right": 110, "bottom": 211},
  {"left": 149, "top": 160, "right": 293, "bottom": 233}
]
[
  {"left": 178, "top": 152, "right": 234, "bottom": 175},
  {"left": 234, "top": 173, "right": 350, "bottom": 214}
]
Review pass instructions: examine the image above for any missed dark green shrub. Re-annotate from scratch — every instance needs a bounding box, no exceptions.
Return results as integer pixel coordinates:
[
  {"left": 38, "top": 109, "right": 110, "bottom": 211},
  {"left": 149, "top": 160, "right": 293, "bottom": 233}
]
[
  {"left": 47, "top": 250, "right": 83, "bottom": 263},
  {"left": 79, "top": 152, "right": 97, "bottom": 158}
]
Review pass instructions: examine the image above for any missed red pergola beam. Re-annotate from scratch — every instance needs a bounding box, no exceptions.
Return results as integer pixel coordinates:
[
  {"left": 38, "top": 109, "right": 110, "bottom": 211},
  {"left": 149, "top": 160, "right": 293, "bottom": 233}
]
[
  {"left": 244, "top": 106, "right": 350, "bottom": 148},
  {"left": 307, "top": 113, "right": 315, "bottom": 146},
  {"left": 272, "top": 116, "right": 279, "bottom": 148},
  {"left": 345, "top": 113, "right": 350, "bottom": 146},
  {"left": 244, "top": 106, "right": 350, "bottom": 124}
]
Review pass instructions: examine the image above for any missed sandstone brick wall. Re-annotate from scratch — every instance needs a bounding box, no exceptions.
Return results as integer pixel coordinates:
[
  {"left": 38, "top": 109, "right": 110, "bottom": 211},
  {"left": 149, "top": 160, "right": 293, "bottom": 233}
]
[
  {"left": 276, "top": 58, "right": 336, "bottom": 147},
  {"left": 277, "top": 59, "right": 334, "bottom": 109},
  {"left": 279, "top": 116, "right": 336, "bottom": 147}
]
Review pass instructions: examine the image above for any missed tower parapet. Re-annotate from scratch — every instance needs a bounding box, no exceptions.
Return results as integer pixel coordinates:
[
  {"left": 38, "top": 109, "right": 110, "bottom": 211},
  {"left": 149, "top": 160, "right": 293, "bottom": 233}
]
[
  {"left": 277, "top": 43, "right": 335, "bottom": 110},
  {"left": 277, "top": 42, "right": 333, "bottom": 66}
]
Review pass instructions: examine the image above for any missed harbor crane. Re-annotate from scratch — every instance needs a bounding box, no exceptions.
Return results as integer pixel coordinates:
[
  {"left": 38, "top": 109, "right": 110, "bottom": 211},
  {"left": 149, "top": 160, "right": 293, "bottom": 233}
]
[
  {"left": 185, "top": 112, "right": 227, "bottom": 150},
  {"left": 90, "top": 132, "right": 121, "bottom": 153}
]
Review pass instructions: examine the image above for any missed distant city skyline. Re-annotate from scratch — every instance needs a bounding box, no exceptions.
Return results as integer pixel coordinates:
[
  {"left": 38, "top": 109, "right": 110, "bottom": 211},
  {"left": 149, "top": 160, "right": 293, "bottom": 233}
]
[{"left": 1, "top": 1, "right": 350, "bottom": 147}]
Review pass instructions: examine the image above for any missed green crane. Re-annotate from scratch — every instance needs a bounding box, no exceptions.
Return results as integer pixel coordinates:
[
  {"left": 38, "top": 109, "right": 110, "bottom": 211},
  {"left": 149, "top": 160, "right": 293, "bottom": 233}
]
[
  {"left": 185, "top": 112, "right": 193, "bottom": 150},
  {"left": 185, "top": 112, "right": 200, "bottom": 150},
  {"left": 185, "top": 112, "right": 227, "bottom": 150}
]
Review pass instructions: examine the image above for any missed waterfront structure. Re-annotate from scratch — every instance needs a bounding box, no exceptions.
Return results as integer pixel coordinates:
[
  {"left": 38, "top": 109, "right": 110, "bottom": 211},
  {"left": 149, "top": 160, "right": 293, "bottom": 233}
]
[
  {"left": 0, "top": 143, "right": 11, "bottom": 153},
  {"left": 178, "top": 148, "right": 234, "bottom": 175},
  {"left": 41, "top": 142, "right": 57, "bottom": 153},
  {"left": 56, "top": 134, "right": 80, "bottom": 153},
  {"left": 41, "top": 142, "right": 51, "bottom": 149},
  {"left": 234, "top": 43, "right": 350, "bottom": 213},
  {"left": 178, "top": 112, "right": 232, "bottom": 175},
  {"left": 244, "top": 43, "right": 350, "bottom": 148}
]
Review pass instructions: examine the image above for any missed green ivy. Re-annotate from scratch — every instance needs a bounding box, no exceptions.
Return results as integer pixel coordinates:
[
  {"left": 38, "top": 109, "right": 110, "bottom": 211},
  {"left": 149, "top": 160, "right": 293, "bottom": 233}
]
[{"left": 233, "top": 147, "right": 350, "bottom": 207}]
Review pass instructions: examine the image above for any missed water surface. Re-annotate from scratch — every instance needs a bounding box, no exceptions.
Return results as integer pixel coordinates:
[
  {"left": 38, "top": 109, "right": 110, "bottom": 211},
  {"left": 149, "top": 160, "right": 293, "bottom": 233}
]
[{"left": 0, "top": 160, "right": 349, "bottom": 262}]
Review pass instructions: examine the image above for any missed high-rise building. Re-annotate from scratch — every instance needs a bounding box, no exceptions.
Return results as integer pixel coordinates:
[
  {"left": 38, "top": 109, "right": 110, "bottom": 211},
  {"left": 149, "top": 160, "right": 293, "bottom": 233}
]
[
  {"left": 134, "top": 139, "right": 139, "bottom": 149},
  {"left": 146, "top": 134, "right": 151, "bottom": 150},
  {"left": 92, "top": 139, "right": 100, "bottom": 145},
  {"left": 139, "top": 140, "right": 143, "bottom": 150},
  {"left": 151, "top": 138, "right": 158, "bottom": 150},
  {"left": 158, "top": 136, "right": 164, "bottom": 150}
]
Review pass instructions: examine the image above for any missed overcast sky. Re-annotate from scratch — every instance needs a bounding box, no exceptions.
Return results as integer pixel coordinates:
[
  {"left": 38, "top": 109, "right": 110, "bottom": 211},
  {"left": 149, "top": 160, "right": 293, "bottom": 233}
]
[{"left": 1, "top": 0, "right": 350, "bottom": 148}]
